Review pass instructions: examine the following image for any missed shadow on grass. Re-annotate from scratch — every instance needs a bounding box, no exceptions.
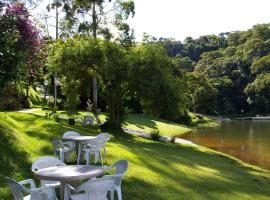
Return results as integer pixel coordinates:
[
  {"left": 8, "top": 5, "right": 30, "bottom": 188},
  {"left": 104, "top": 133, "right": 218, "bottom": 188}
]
[
  {"left": 2, "top": 112, "right": 270, "bottom": 199},
  {"left": 111, "top": 134, "right": 270, "bottom": 199},
  {"left": 0, "top": 122, "right": 32, "bottom": 199},
  {"left": 122, "top": 114, "right": 159, "bottom": 130}
]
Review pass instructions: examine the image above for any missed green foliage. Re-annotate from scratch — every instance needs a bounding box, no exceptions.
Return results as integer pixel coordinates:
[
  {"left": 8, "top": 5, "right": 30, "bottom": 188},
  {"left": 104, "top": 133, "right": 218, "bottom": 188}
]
[
  {"left": 130, "top": 44, "right": 189, "bottom": 121},
  {"left": 144, "top": 23, "right": 270, "bottom": 115},
  {"left": 0, "top": 85, "right": 25, "bottom": 111},
  {"left": 61, "top": 78, "right": 80, "bottom": 110},
  {"left": 150, "top": 129, "right": 160, "bottom": 141},
  {"left": 251, "top": 54, "right": 270, "bottom": 74},
  {"left": 175, "top": 56, "right": 195, "bottom": 72},
  {"left": 245, "top": 73, "right": 270, "bottom": 112},
  {"left": 48, "top": 37, "right": 131, "bottom": 128},
  {"left": 0, "top": 6, "right": 21, "bottom": 87},
  {"left": 61, "top": 0, "right": 135, "bottom": 45},
  {"left": 22, "top": 87, "right": 43, "bottom": 107},
  {"left": 186, "top": 73, "right": 218, "bottom": 114}
]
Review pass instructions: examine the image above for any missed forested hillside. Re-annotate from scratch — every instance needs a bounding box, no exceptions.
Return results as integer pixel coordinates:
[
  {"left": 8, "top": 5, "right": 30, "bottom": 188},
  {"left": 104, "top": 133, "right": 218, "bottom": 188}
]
[{"left": 149, "top": 24, "right": 270, "bottom": 115}]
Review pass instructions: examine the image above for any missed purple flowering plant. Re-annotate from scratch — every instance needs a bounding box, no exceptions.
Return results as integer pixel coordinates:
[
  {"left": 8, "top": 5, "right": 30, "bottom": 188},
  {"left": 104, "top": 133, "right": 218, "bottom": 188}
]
[{"left": 5, "top": 3, "right": 45, "bottom": 79}]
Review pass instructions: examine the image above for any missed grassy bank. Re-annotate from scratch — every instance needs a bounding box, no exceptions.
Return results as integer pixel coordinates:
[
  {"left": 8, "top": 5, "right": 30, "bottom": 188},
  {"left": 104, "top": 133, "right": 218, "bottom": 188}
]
[
  {"left": 31, "top": 109, "right": 218, "bottom": 137},
  {"left": 122, "top": 114, "right": 191, "bottom": 137},
  {"left": 0, "top": 112, "right": 270, "bottom": 200}
]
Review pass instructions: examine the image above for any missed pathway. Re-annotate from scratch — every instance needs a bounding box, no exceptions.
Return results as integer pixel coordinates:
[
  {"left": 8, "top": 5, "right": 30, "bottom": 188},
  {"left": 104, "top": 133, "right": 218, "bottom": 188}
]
[{"left": 122, "top": 128, "right": 198, "bottom": 146}]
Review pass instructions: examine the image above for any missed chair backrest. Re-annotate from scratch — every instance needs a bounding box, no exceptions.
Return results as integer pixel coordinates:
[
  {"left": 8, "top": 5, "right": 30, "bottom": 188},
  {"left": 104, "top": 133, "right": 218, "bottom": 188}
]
[
  {"left": 5, "top": 177, "right": 25, "bottom": 200},
  {"left": 112, "top": 160, "right": 128, "bottom": 175},
  {"left": 51, "top": 139, "right": 62, "bottom": 154},
  {"left": 63, "top": 131, "right": 80, "bottom": 138},
  {"left": 97, "top": 133, "right": 112, "bottom": 141},
  {"left": 110, "top": 160, "right": 128, "bottom": 186},
  {"left": 31, "top": 156, "right": 65, "bottom": 172},
  {"left": 86, "top": 138, "right": 106, "bottom": 149},
  {"left": 76, "top": 177, "right": 114, "bottom": 200}
]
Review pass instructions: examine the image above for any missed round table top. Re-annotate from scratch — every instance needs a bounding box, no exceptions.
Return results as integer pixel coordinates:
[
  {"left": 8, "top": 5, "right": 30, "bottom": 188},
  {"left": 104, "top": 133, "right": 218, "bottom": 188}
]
[
  {"left": 34, "top": 165, "right": 104, "bottom": 182},
  {"left": 63, "top": 135, "right": 97, "bottom": 142}
]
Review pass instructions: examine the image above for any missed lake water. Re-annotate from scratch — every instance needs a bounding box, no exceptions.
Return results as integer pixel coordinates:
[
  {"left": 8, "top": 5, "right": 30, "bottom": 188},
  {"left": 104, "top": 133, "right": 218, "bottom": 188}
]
[{"left": 180, "top": 120, "right": 270, "bottom": 170}]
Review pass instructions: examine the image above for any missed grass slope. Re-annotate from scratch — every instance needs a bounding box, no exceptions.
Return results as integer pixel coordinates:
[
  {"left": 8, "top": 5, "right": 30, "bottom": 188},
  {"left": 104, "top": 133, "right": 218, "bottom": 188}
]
[
  {"left": 122, "top": 114, "right": 191, "bottom": 136},
  {"left": 1, "top": 112, "right": 270, "bottom": 200}
]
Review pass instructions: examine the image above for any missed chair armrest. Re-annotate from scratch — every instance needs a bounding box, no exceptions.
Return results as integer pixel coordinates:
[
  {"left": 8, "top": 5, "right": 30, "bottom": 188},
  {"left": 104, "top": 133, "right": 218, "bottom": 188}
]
[
  {"left": 18, "top": 179, "right": 36, "bottom": 189},
  {"left": 65, "top": 184, "right": 76, "bottom": 192},
  {"left": 103, "top": 174, "right": 122, "bottom": 178},
  {"left": 30, "top": 186, "right": 56, "bottom": 200},
  {"left": 102, "top": 165, "right": 114, "bottom": 171},
  {"left": 102, "top": 165, "right": 111, "bottom": 170},
  {"left": 30, "top": 185, "right": 53, "bottom": 193},
  {"left": 62, "top": 141, "right": 74, "bottom": 149}
]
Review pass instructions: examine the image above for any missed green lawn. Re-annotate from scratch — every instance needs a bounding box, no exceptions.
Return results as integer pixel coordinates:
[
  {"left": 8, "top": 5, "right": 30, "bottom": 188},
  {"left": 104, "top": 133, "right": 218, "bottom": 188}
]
[
  {"left": 122, "top": 114, "right": 191, "bottom": 136},
  {"left": 1, "top": 112, "right": 270, "bottom": 200},
  {"left": 32, "top": 109, "right": 218, "bottom": 137}
]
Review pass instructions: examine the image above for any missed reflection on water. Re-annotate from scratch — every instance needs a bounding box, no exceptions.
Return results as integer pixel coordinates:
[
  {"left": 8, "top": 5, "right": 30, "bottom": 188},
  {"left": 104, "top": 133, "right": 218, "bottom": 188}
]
[{"left": 180, "top": 120, "right": 270, "bottom": 170}]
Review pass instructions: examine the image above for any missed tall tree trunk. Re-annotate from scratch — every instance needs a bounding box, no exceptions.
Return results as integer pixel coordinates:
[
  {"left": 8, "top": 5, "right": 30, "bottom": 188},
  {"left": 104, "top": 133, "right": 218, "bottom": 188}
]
[
  {"left": 54, "top": 4, "right": 59, "bottom": 109},
  {"left": 92, "top": 1, "right": 98, "bottom": 115}
]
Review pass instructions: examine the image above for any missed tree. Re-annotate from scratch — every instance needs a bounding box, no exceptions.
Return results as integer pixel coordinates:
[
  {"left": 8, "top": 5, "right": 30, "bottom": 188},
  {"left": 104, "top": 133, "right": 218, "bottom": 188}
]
[
  {"left": 129, "top": 44, "right": 189, "bottom": 121},
  {"left": 0, "top": 3, "right": 44, "bottom": 96},
  {"left": 251, "top": 54, "right": 270, "bottom": 74},
  {"left": 48, "top": 36, "right": 131, "bottom": 128},
  {"left": 245, "top": 73, "right": 270, "bottom": 112},
  {"left": 60, "top": 0, "right": 135, "bottom": 115},
  {"left": 186, "top": 73, "right": 218, "bottom": 114}
]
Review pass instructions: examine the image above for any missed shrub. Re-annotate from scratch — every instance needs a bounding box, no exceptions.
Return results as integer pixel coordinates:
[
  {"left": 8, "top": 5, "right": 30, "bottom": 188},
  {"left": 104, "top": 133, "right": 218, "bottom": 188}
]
[
  {"left": 170, "top": 136, "right": 176, "bottom": 143},
  {"left": 0, "top": 85, "right": 25, "bottom": 111},
  {"left": 150, "top": 129, "right": 160, "bottom": 141}
]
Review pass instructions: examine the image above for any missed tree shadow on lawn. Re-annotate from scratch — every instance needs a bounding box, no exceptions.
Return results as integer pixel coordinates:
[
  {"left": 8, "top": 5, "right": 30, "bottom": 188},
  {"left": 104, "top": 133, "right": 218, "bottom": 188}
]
[
  {"left": 0, "top": 123, "right": 33, "bottom": 199},
  {"left": 8, "top": 112, "right": 100, "bottom": 139},
  {"left": 122, "top": 114, "right": 159, "bottom": 131},
  {"left": 111, "top": 134, "right": 270, "bottom": 199}
]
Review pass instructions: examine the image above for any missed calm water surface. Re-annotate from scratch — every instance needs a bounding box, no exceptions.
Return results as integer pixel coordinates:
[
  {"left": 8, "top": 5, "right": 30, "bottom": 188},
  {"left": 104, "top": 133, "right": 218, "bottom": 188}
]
[{"left": 180, "top": 120, "right": 270, "bottom": 170}]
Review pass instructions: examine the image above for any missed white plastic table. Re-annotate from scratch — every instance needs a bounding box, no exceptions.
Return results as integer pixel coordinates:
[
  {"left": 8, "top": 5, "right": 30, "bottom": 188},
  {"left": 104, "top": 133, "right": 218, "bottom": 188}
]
[
  {"left": 63, "top": 136, "right": 97, "bottom": 142},
  {"left": 34, "top": 165, "right": 104, "bottom": 200},
  {"left": 62, "top": 136, "right": 98, "bottom": 164}
]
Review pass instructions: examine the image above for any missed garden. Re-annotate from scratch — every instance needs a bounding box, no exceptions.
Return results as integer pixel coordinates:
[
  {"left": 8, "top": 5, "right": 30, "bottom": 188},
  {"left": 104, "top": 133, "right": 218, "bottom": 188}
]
[{"left": 1, "top": 1, "right": 270, "bottom": 200}]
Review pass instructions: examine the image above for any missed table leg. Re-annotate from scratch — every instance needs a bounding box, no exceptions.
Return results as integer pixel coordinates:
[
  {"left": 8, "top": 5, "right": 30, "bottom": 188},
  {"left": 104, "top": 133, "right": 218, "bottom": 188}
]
[
  {"left": 77, "top": 142, "right": 81, "bottom": 165},
  {"left": 60, "top": 181, "right": 80, "bottom": 200},
  {"left": 60, "top": 181, "right": 65, "bottom": 200}
]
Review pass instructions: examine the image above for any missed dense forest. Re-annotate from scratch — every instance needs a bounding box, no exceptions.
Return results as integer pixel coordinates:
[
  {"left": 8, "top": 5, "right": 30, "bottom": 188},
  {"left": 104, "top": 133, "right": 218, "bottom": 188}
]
[{"left": 150, "top": 24, "right": 270, "bottom": 115}]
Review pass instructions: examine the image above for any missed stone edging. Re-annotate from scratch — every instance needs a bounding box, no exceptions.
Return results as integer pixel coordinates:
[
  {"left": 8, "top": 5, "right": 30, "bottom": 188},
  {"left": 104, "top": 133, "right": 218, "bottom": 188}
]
[{"left": 122, "top": 128, "right": 198, "bottom": 146}]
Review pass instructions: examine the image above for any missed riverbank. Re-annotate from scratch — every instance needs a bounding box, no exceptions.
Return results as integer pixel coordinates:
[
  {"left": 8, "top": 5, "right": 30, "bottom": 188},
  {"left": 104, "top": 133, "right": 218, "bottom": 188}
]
[{"left": 1, "top": 111, "right": 270, "bottom": 200}]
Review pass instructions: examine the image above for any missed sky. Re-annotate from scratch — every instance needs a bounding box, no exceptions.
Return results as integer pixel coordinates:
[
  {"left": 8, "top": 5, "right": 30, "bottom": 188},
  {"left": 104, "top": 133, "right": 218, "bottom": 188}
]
[
  {"left": 32, "top": 0, "right": 270, "bottom": 42},
  {"left": 129, "top": 0, "right": 270, "bottom": 42}
]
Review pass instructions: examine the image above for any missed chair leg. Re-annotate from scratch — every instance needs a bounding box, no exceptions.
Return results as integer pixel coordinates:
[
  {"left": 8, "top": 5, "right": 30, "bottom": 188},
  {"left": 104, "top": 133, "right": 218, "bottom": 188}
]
[
  {"left": 104, "top": 147, "right": 107, "bottom": 160},
  {"left": 60, "top": 149, "right": 64, "bottom": 163},
  {"left": 99, "top": 150, "right": 103, "bottom": 166},
  {"left": 110, "top": 190, "right": 114, "bottom": 200},
  {"left": 86, "top": 152, "right": 90, "bottom": 165},
  {"left": 116, "top": 187, "right": 122, "bottom": 200},
  {"left": 77, "top": 143, "right": 81, "bottom": 165},
  {"left": 94, "top": 152, "right": 98, "bottom": 164}
]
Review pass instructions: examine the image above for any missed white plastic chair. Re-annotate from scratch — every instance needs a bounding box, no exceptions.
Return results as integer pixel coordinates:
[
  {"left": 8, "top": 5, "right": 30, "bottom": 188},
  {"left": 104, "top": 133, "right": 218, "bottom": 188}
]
[
  {"left": 6, "top": 177, "right": 57, "bottom": 200},
  {"left": 97, "top": 133, "right": 112, "bottom": 160},
  {"left": 32, "top": 156, "right": 65, "bottom": 188},
  {"left": 51, "top": 139, "right": 74, "bottom": 163},
  {"left": 63, "top": 131, "right": 81, "bottom": 163},
  {"left": 103, "top": 160, "right": 128, "bottom": 200},
  {"left": 64, "top": 177, "right": 114, "bottom": 200},
  {"left": 81, "top": 138, "right": 106, "bottom": 166},
  {"left": 63, "top": 131, "right": 80, "bottom": 138}
]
